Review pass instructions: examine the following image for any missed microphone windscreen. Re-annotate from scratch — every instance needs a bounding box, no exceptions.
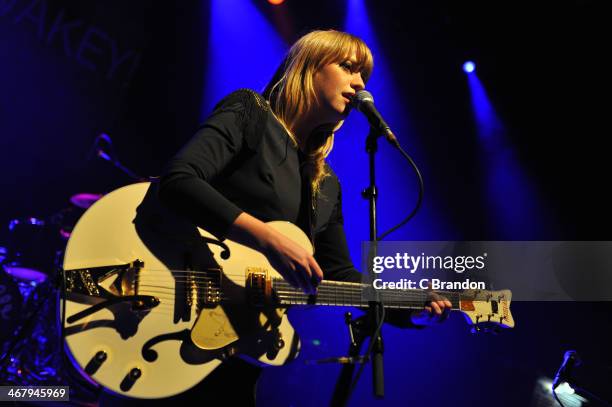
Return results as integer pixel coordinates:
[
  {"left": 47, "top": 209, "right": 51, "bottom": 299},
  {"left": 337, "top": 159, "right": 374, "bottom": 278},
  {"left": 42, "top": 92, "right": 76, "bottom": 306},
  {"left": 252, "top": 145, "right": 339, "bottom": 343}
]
[{"left": 352, "top": 90, "right": 374, "bottom": 109}]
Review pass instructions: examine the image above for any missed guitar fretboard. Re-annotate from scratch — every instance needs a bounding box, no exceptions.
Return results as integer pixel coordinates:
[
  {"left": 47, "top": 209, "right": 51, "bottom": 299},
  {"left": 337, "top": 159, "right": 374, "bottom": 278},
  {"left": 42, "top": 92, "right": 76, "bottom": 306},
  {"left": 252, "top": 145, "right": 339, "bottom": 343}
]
[{"left": 271, "top": 279, "right": 462, "bottom": 310}]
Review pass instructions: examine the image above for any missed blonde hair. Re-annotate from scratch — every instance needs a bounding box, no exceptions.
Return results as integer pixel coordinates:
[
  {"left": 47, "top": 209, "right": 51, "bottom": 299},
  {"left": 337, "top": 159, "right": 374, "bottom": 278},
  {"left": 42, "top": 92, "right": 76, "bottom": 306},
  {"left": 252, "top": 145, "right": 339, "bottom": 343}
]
[{"left": 263, "top": 30, "right": 373, "bottom": 197}]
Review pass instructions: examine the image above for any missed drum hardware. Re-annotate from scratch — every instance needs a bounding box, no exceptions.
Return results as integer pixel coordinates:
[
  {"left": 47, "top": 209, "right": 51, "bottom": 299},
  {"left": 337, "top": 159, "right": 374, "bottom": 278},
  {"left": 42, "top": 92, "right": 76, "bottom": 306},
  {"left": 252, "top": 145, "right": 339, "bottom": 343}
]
[
  {"left": 0, "top": 265, "right": 57, "bottom": 381},
  {"left": 0, "top": 264, "right": 100, "bottom": 404},
  {"left": 0, "top": 132, "right": 141, "bottom": 401},
  {"left": 3, "top": 217, "right": 63, "bottom": 281},
  {"left": 70, "top": 193, "right": 103, "bottom": 209},
  {"left": 90, "top": 133, "right": 145, "bottom": 181},
  {"left": 0, "top": 266, "right": 22, "bottom": 347},
  {"left": 1, "top": 215, "right": 98, "bottom": 403}
]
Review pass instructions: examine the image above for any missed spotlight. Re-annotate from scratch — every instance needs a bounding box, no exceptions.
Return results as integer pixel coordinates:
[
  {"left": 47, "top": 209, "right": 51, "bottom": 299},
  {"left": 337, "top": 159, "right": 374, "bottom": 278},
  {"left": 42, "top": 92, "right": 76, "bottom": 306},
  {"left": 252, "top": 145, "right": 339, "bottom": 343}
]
[
  {"left": 268, "top": 0, "right": 285, "bottom": 4},
  {"left": 463, "top": 61, "right": 476, "bottom": 74},
  {"left": 555, "top": 382, "right": 576, "bottom": 395}
]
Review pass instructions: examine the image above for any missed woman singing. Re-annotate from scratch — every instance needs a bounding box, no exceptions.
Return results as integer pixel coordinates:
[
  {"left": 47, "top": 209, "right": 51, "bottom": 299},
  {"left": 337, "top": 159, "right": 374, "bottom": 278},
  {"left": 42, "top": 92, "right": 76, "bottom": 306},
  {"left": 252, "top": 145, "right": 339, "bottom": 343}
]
[{"left": 102, "top": 29, "right": 451, "bottom": 406}]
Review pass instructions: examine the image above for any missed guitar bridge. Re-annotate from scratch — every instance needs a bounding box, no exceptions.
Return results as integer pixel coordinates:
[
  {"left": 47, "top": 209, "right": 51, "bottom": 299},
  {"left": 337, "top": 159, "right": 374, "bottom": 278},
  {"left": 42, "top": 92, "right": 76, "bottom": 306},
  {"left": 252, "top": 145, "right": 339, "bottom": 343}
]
[{"left": 196, "top": 269, "right": 222, "bottom": 309}]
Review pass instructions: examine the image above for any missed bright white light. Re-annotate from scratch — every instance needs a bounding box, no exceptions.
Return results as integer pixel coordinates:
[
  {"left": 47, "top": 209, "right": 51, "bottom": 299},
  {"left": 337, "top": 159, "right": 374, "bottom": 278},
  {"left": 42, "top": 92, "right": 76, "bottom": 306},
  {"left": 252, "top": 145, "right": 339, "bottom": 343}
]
[
  {"left": 537, "top": 377, "right": 585, "bottom": 407},
  {"left": 557, "top": 382, "right": 576, "bottom": 395},
  {"left": 463, "top": 61, "right": 476, "bottom": 74}
]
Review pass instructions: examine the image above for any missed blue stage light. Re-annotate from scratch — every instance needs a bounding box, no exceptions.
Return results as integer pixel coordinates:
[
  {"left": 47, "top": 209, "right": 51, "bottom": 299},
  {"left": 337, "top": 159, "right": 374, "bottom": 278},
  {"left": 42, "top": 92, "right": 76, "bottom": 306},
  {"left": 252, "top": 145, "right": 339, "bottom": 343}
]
[{"left": 463, "top": 61, "right": 476, "bottom": 74}]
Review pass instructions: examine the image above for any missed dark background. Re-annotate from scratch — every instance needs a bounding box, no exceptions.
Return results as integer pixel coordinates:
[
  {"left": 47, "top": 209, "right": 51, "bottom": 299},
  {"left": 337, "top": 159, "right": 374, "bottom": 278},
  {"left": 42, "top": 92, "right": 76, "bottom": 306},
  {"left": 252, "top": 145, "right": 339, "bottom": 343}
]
[
  {"left": 1, "top": 0, "right": 610, "bottom": 406},
  {"left": 1, "top": 0, "right": 610, "bottom": 238}
]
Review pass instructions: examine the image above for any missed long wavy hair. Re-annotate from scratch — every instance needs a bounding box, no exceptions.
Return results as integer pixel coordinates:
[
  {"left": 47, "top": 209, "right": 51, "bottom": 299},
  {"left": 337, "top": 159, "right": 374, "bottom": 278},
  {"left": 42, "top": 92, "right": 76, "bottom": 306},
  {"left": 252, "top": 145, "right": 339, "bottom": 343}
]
[{"left": 263, "top": 30, "right": 373, "bottom": 197}]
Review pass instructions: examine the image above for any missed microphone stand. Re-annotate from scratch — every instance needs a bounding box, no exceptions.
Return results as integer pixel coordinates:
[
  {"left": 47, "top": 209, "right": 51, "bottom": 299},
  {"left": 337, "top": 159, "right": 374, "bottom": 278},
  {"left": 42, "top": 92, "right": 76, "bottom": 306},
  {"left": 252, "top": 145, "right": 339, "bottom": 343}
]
[
  {"left": 363, "top": 125, "right": 385, "bottom": 399},
  {"left": 329, "top": 313, "right": 368, "bottom": 407},
  {"left": 91, "top": 133, "right": 145, "bottom": 181},
  {"left": 331, "top": 125, "right": 386, "bottom": 407}
]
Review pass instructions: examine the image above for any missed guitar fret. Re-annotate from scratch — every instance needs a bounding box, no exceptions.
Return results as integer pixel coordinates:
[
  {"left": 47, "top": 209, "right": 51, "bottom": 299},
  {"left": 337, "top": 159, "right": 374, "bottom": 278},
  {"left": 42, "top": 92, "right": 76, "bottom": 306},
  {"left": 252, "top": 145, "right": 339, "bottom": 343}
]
[{"left": 272, "top": 279, "right": 467, "bottom": 311}]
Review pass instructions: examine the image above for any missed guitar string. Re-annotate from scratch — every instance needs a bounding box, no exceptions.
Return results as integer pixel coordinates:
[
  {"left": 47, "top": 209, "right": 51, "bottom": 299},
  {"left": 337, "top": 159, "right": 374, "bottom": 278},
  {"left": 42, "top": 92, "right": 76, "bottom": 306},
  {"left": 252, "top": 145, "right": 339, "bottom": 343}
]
[
  {"left": 137, "top": 270, "right": 473, "bottom": 291},
  {"left": 116, "top": 285, "right": 471, "bottom": 316},
  {"left": 135, "top": 283, "right": 372, "bottom": 296},
  {"left": 146, "top": 304, "right": 479, "bottom": 322},
  {"left": 141, "top": 300, "right": 500, "bottom": 320},
  {"left": 135, "top": 283, "right": 460, "bottom": 302},
  {"left": 121, "top": 296, "right": 449, "bottom": 320},
  {"left": 135, "top": 276, "right": 376, "bottom": 294},
  {"left": 71, "top": 292, "right": 484, "bottom": 318},
  {"left": 136, "top": 276, "right": 387, "bottom": 292},
  {"left": 134, "top": 276, "right": 467, "bottom": 300},
  {"left": 138, "top": 270, "right": 484, "bottom": 300},
  {"left": 148, "top": 304, "right": 463, "bottom": 319},
  {"left": 136, "top": 269, "right": 501, "bottom": 302},
  {"left": 135, "top": 287, "right": 462, "bottom": 310},
  {"left": 148, "top": 295, "right": 427, "bottom": 309},
  {"left": 135, "top": 288, "right": 430, "bottom": 304},
  {"left": 135, "top": 273, "right": 467, "bottom": 297},
  {"left": 132, "top": 268, "right": 487, "bottom": 293},
  {"left": 90, "top": 266, "right": 472, "bottom": 309},
  {"left": 134, "top": 276, "right": 483, "bottom": 305},
  {"left": 124, "top": 305, "right": 414, "bottom": 318},
  {"left": 131, "top": 270, "right": 484, "bottom": 303},
  {"left": 136, "top": 281, "right": 378, "bottom": 296},
  {"left": 146, "top": 299, "right": 445, "bottom": 310},
  {"left": 135, "top": 290, "right": 431, "bottom": 304},
  {"left": 139, "top": 292, "right": 464, "bottom": 309}
]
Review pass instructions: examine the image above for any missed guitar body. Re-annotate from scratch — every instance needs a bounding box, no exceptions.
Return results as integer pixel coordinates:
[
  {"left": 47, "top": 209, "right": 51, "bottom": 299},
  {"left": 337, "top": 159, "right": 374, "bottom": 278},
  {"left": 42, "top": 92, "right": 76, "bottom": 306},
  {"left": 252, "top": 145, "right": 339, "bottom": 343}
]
[
  {"left": 62, "top": 182, "right": 515, "bottom": 399},
  {"left": 62, "top": 182, "right": 304, "bottom": 399}
]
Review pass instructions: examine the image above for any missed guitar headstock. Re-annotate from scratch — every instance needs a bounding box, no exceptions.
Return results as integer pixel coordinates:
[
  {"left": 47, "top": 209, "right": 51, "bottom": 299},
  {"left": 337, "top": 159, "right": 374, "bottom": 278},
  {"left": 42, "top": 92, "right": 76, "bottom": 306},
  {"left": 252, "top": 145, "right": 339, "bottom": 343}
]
[{"left": 459, "top": 289, "right": 515, "bottom": 333}]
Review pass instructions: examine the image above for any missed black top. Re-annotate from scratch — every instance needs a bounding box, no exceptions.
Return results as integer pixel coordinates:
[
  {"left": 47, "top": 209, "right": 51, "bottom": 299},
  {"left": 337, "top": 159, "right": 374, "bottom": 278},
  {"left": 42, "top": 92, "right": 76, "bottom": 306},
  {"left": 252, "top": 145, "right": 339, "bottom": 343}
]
[
  {"left": 158, "top": 89, "right": 361, "bottom": 283},
  {"left": 158, "top": 89, "right": 418, "bottom": 328}
]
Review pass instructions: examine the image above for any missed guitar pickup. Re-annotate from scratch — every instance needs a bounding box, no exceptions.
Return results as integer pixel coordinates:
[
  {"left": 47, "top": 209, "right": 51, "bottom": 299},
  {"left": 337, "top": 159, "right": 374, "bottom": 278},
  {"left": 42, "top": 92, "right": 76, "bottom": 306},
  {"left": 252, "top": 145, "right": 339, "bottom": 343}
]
[{"left": 491, "top": 300, "right": 499, "bottom": 314}]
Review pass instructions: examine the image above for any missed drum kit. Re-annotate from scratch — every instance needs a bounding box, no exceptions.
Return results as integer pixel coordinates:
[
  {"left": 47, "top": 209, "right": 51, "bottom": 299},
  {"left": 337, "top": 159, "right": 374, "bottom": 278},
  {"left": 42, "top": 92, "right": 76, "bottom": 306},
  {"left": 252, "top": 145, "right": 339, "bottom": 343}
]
[
  {"left": 0, "top": 191, "right": 103, "bottom": 400},
  {"left": 0, "top": 133, "right": 146, "bottom": 405}
]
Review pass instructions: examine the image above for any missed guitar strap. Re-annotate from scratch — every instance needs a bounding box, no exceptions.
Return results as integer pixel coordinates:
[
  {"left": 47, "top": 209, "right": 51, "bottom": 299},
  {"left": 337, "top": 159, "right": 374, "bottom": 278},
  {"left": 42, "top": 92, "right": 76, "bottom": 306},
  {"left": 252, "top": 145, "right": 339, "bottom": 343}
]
[
  {"left": 305, "top": 173, "right": 317, "bottom": 248},
  {"left": 297, "top": 152, "right": 317, "bottom": 248}
]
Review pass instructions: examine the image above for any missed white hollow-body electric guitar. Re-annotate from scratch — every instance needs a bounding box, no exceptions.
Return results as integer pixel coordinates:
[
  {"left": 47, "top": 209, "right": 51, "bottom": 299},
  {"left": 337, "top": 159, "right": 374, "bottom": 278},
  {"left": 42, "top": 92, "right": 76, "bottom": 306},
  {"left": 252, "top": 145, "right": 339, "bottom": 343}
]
[{"left": 61, "top": 182, "right": 514, "bottom": 399}]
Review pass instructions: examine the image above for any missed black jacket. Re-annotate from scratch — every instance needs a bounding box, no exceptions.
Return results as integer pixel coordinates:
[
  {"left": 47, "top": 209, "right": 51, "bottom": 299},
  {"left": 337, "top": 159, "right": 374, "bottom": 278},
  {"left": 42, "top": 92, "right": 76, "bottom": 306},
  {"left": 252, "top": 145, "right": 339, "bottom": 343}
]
[{"left": 158, "top": 89, "right": 361, "bottom": 283}]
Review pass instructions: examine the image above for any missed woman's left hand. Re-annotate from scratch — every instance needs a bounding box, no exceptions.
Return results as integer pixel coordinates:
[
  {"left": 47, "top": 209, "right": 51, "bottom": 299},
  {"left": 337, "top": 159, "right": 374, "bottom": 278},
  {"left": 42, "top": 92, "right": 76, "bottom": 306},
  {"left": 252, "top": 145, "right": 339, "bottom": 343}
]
[{"left": 409, "top": 291, "right": 452, "bottom": 326}]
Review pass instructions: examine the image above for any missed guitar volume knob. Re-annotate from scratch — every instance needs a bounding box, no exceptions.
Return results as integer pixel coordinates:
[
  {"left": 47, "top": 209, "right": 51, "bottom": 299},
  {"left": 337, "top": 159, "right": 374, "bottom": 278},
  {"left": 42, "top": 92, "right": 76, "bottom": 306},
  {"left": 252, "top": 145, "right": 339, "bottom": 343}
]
[
  {"left": 120, "top": 367, "right": 142, "bottom": 392},
  {"left": 84, "top": 350, "right": 107, "bottom": 375}
]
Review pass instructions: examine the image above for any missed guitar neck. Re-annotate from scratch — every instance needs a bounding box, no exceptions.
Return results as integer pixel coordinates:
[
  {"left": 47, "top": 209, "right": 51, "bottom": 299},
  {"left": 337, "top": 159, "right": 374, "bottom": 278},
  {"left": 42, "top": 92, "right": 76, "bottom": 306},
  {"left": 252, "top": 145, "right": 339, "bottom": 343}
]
[{"left": 271, "top": 279, "right": 463, "bottom": 311}]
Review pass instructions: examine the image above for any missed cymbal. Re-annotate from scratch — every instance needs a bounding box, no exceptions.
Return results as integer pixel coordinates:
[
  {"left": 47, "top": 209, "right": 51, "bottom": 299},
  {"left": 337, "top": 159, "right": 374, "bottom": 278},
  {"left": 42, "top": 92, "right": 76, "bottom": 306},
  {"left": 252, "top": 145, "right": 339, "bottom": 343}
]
[{"left": 70, "top": 193, "right": 103, "bottom": 209}]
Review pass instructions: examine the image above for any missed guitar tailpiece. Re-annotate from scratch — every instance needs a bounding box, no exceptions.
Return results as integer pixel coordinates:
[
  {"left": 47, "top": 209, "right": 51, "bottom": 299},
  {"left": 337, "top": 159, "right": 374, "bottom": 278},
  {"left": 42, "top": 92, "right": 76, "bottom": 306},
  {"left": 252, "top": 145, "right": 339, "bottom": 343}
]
[{"left": 66, "top": 295, "right": 160, "bottom": 324}]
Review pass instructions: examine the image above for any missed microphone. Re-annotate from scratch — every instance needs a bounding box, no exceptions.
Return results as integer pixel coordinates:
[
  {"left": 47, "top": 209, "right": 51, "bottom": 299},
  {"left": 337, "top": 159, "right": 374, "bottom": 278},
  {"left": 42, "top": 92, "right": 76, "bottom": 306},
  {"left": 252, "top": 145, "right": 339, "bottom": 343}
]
[
  {"left": 552, "top": 350, "right": 581, "bottom": 390},
  {"left": 351, "top": 90, "right": 399, "bottom": 147}
]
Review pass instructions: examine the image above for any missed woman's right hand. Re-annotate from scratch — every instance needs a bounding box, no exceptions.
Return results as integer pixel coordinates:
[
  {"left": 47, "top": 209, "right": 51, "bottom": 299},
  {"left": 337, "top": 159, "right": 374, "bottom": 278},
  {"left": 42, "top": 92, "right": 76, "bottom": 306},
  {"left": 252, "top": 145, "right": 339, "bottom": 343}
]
[
  {"left": 260, "top": 226, "right": 323, "bottom": 294},
  {"left": 226, "top": 212, "right": 324, "bottom": 294}
]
